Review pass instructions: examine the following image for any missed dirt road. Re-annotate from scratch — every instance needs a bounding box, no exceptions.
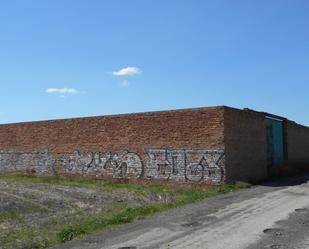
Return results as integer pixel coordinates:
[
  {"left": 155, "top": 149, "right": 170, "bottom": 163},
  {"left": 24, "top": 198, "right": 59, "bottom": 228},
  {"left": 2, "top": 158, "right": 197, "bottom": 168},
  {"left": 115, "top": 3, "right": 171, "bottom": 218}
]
[{"left": 53, "top": 174, "right": 309, "bottom": 249}]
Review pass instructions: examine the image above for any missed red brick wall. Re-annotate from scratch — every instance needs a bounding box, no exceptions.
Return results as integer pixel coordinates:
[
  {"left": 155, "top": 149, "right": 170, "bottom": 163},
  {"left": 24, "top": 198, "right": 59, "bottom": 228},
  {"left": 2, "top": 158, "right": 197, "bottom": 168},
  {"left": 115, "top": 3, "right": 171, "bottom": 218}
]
[
  {"left": 0, "top": 107, "right": 225, "bottom": 184},
  {"left": 224, "top": 107, "right": 268, "bottom": 183},
  {"left": 1, "top": 106, "right": 308, "bottom": 184}
]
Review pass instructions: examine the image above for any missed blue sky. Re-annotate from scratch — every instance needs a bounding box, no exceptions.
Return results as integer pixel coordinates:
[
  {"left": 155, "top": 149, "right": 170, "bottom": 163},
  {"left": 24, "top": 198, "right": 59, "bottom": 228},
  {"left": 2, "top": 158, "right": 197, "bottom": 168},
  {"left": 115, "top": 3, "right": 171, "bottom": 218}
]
[{"left": 0, "top": 0, "right": 308, "bottom": 125}]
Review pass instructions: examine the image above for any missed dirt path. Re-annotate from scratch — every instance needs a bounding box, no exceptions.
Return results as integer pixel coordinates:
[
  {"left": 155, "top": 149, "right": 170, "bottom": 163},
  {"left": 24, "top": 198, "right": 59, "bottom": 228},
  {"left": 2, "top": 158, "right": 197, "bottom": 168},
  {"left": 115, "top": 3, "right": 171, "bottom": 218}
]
[{"left": 53, "top": 174, "right": 309, "bottom": 249}]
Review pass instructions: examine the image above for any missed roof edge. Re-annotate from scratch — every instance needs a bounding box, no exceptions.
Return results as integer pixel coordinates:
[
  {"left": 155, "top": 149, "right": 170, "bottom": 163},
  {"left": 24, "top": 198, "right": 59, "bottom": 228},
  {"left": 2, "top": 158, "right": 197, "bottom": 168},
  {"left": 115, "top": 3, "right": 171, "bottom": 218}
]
[{"left": 0, "top": 105, "right": 226, "bottom": 127}]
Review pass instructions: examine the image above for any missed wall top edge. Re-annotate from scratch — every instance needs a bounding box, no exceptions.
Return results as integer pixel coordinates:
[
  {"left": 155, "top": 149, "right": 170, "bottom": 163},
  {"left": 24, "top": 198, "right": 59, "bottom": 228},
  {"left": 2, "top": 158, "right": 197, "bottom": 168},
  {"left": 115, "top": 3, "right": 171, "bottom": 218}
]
[{"left": 0, "top": 106, "right": 226, "bottom": 127}]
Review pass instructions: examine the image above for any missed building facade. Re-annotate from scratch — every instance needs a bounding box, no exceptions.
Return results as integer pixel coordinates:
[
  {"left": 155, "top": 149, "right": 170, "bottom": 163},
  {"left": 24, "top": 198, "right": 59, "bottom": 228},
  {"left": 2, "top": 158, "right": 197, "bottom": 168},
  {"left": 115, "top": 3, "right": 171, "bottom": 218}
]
[{"left": 0, "top": 106, "right": 308, "bottom": 184}]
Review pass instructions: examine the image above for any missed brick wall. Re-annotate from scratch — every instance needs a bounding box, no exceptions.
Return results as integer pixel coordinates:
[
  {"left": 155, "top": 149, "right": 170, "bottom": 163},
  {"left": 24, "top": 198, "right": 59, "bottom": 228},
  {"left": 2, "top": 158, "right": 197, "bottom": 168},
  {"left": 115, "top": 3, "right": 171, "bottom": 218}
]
[
  {"left": 0, "top": 107, "right": 225, "bottom": 184},
  {"left": 286, "top": 121, "right": 309, "bottom": 167},
  {"left": 224, "top": 107, "right": 268, "bottom": 183}
]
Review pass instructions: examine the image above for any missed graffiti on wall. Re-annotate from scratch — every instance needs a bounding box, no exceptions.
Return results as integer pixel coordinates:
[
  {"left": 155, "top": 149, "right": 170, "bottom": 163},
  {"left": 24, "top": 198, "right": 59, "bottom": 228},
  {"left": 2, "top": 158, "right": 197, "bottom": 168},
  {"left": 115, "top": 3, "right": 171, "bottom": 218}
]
[
  {"left": 61, "top": 148, "right": 224, "bottom": 183},
  {"left": 0, "top": 148, "right": 224, "bottom": 183},
  {"left": 145, "top": 148, "right": 224, "bottom": 183},
  {"left": 0, "top": 149, "right": 55, "bottom": 174},
  {"left": 61, "top": 150, "right": 143, "bottom": 178}
]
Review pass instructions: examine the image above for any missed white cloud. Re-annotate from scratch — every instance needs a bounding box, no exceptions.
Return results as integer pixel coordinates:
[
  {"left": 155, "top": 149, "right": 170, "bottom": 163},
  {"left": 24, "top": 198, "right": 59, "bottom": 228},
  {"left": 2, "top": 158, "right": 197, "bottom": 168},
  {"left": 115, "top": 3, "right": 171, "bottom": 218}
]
[
  {"left": 46, "top": 88, "right": 79, "bottom": 96},
  {"left": 120, "top": 80, "right": 130, "bottom": 87},
  {"left": 112, "top": 67, "right": 141, "bottom": 76}
]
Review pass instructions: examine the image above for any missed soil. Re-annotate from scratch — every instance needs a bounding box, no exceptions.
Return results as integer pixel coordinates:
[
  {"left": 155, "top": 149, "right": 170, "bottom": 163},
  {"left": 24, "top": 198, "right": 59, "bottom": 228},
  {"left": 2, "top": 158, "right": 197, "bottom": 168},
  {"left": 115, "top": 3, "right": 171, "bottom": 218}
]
[
  {"left": 52, "top": 174, "right": 309, "bottom": 249},
  {"left": 0, "top": 179, "right": 174, "bottom": 249}
]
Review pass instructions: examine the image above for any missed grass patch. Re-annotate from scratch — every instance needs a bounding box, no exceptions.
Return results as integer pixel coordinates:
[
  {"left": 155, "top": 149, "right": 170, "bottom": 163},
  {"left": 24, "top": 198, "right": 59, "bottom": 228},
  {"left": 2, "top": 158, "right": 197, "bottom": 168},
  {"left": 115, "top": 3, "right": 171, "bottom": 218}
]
[
  {"left": 56, "top": 181, "right": 250, "bottom": 243},
  {"left": 0, "top": 174, "right": 170, "bottom": 195},
  {"left": 0, "top": 210, "right": 20, "bottom": 222},
  {"left": 0, "top": 174, "right": 250, "bottom": 248}
]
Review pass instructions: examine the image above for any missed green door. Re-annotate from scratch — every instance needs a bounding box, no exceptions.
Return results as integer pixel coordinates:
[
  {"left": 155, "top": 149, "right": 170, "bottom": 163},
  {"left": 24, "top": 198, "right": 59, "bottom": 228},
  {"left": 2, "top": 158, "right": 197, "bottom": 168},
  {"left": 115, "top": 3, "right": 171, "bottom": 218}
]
[{"left": 266, "top": 118, "right": 285, "bottom": 167}]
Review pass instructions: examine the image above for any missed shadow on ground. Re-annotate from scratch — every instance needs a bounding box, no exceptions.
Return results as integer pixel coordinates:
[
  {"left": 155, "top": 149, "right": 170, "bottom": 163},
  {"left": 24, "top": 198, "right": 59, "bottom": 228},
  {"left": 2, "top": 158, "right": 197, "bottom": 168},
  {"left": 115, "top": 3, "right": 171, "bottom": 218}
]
[{"left": 261, "top": 172, "right": 309, "bottom": 187}]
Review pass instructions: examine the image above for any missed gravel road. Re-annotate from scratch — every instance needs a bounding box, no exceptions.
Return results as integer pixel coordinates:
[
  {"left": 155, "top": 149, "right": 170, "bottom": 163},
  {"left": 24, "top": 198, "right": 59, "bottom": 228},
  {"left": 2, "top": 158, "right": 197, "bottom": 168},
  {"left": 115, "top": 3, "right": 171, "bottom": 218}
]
[{"left": 53, "top": 173, "right": 309, "bottom": 249}]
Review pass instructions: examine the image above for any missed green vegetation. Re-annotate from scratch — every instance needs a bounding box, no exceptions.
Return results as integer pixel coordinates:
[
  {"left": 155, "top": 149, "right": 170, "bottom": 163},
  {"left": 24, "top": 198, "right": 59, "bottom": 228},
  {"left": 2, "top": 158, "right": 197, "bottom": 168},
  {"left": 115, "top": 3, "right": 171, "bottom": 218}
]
[
  {"left": 0, "top": 173, "right": 172, "bottom": 194},
  {"left": 0, "top": 210, "right": 20, "bottom": 222},
  {"left": 0, "top": 174, "right": 250, "bottom": 249}
]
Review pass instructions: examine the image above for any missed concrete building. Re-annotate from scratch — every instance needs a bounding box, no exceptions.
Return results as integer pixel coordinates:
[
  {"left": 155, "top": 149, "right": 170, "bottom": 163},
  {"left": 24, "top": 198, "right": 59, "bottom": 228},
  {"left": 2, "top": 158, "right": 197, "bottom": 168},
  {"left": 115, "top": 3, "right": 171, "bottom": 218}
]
[{"left": 0, "top": 106, "right": 308, "bottom": 184}]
